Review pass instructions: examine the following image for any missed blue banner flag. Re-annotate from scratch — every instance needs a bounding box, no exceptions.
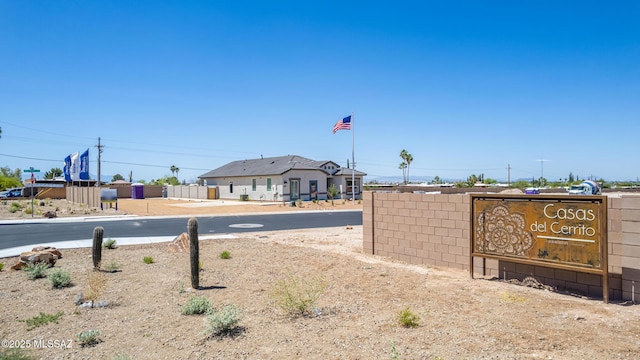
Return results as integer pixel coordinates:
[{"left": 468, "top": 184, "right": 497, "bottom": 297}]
[
  {"left": 63, "top": 155, "right": 72, "bottom": 182},
  {"left": 79, "top": 149, "right": 89, "bottom": 180}
]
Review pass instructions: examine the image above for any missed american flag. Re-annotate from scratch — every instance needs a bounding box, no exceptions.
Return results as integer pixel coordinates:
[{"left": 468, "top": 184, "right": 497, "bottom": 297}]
[{"left": 333, "top": 115, "right": 352, "bottom": 133}]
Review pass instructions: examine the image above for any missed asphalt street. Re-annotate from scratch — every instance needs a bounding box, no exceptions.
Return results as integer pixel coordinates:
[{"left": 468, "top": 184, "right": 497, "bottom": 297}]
[{"left": 0, "top": 210, "right": 363, "bottom": 257}]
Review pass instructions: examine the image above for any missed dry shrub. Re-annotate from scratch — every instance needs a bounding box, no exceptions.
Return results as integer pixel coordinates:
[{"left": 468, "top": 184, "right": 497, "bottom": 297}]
[
  {"left": 85, "top": 270, "right": 106, "bottom": 306},
  {"left": 270, "top": 273, "right": 327, "bottom": 317}
]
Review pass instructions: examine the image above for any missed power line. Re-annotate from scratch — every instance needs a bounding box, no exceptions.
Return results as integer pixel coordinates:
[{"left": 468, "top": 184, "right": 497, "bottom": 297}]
[{"left": 102, "top": 160, "right": 209, "bottom": 171}]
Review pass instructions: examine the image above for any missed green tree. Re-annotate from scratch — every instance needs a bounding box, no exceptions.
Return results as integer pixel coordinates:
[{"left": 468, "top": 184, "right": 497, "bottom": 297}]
[
  {"left": 170, "top": 165, "right": 177, "bottom": 177},
  {"left": 150, "top": 176, "right": 179, "bottom": 186},
  {"left": 44, "top": 167, "right": 63, "bottom": 179},
  {"left": 111, "top": 174, "right": 125, "bottom": 182},
  {"left": 1, "top": 166, "right": 21, "bottom": 179},
  {"left": 398, "top": 162, "right": 407, "bottom": 184},
  {"left": 513, "top": 180, "right": 531, "bottom": 189},
  {"left": 399, "top": 149, "right": 413, "bottom": 184},
  {"left": 327, "top": 184, "right": 339, "bottom": 205},
  {"left": 0, "top": 176, "right": 22, "bottom": 190},
  {"left": 431, "top": 176, "right": 441, "bottom": 185},
  {"left": 465, "top": 174, "right": 479, "bottom": 187}
]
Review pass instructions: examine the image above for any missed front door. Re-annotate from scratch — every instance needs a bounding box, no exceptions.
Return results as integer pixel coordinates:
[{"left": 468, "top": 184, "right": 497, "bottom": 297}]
[
  {"left": 309, "top": 180, "right": 318, "bottom": 201},
  {"left": 290, "top": 179, "right": 300, "bottom": 201}
]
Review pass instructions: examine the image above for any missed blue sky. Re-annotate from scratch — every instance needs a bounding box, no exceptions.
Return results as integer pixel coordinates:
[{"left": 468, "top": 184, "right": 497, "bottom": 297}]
[{"left": 1, "top": 1, "right": 638, "bottom": 184}]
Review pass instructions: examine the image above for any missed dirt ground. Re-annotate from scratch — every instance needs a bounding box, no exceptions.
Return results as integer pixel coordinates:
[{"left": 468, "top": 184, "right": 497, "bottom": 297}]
[{"left": 1, "top": 198, "right": 640, "bottom": 359}]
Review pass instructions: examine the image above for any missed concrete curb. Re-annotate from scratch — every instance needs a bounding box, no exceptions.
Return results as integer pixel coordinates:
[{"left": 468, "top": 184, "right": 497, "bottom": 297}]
[{"left": 0, "top": 234, "right": 238, "bottom": 259}]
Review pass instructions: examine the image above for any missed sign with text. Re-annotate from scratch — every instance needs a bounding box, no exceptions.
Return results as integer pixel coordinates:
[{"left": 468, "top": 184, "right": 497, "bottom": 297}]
[{"left": 471, "top": 194, "right": 607, "bottom": 272}]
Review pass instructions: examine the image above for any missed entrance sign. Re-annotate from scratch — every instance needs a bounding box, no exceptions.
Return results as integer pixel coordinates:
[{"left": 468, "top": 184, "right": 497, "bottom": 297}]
[{"left": 470, "top": 194, "right": 608, "bottom": 302}]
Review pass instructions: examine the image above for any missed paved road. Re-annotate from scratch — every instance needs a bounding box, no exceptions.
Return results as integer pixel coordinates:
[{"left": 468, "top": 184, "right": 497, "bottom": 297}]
[{"left": 0, "top": 211, "right": 363, "bottom": 250}]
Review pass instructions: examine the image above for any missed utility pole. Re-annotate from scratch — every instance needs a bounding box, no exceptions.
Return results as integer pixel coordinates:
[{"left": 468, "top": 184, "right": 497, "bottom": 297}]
[
  {"left": 95, "top": 137, "right": 105, "bottom": 187},
  {"left": 536, "top": 159, "right": 549, "bottom": 187},
  {"left": 507, "top": 163, "right": 511, "bottom": 187}
]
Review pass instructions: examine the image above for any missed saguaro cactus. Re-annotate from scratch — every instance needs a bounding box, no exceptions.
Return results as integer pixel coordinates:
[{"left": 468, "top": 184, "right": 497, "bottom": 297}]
[
  {"left": 92, "top": 226, "right": 104, "bottom": 270},
  {"left": 188, "top": 217, "right": 199, "bottom": 289}
]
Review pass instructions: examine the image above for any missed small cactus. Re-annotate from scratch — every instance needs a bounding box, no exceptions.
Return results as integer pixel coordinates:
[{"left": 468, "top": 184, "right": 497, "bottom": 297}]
[
  {"left": 92, "top": 226, "right": 104, "bottom": 270},
  {"left": 188, "top": 217, "right": 199, "bottom": 289}
]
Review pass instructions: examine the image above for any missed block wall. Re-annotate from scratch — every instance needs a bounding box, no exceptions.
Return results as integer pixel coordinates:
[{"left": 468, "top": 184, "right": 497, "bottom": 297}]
[{"left": 363, "top": 191, "right": 640, "bottom": 301}]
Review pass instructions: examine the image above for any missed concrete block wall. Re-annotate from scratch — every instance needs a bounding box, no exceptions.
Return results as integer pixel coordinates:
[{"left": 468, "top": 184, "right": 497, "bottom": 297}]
[
  {"left": 609, "top": 195, "right": 640, "bottom": 301},
  {"left": 167, "top": 185, "right": 209, "bottom": 200},
  {"left": 363, "top": 191, "right": 500, "bottom": 275},
  {"left": 363, "top": 191, "right": 640, "bottom": 301}
]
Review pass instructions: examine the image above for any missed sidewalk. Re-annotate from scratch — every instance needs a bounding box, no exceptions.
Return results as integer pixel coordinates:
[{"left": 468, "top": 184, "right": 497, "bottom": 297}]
[{"left": 0, "top": 233, "right": 238, "bottom": 259}]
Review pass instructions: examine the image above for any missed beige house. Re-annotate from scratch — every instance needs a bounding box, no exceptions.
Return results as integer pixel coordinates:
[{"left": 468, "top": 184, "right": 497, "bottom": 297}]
[{"left": 198, "top": 155, "right": 366, "bottom": 202}]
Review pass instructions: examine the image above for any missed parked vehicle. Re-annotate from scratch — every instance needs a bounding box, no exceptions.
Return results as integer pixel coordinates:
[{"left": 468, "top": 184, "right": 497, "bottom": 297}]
[
  {"left": 568, "top": 180, "right": 601, "bottom": 195},
  {"left": 0, "top": 188, "right": 26, "bottom": 198}
]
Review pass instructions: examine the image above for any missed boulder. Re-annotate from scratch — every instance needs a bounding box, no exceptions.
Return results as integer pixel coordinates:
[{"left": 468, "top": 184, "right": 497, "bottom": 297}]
[
  {"left": 168, "top": 232, "right": 189, "bottom": 253},
  {"left": 43, "top": 211, "right": 57, "bottom": 218},
  {"left": 11, "top": 246, "right": 61, "bottom": 270},
  {"left": 31, "top": 246, "right": 63, "bottom": 259}
]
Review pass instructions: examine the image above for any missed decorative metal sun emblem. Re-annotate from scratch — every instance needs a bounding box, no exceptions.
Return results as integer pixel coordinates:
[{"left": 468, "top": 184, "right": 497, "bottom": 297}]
[{"left": 475, "top": 204, "right": 533, "bottom": 256}]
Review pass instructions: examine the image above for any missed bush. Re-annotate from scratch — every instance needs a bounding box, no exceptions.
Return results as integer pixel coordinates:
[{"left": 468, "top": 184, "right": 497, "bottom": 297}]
[
  {"left": 49, "top": 268, "right": 71, "bottom": 288},
  {"left": 220, "top": 251, "right": 231, "bottom": 259},
  {"left": 112, "top": 353, "right": 134, "bottom": 360},
  {"left": 0, "top": 347, "right": 35, "bottom": 360},
  {"left": 205, "top": 304, "right": 241, "bottom": 337},
  {"left": 9, "top": 202, "right": 22, "bottom": 213},
  {"left": 23, "top": 262, "right": 50, "bottom": 280},
  {"left": 398, "top": 307, "right": 419, "bottom": 328},
  {"left": 20, "top": 311, "right": 63, "bottom": 331},
  {"left": 181, "top": 296, "right": 213, "bottom": 315},
  {"left": 143, "top": 256, "right": 154, "bottom": 264},
  {"left": 103, "top": 238, "right": 117, "bottom": 249},
  {"left": 0, "top": 262, "right": 4, "bottom": 271},
  {"left": 77, "top": 330, "right": 101, "bottom": 347},
  {"left": 104, "top": 261, "right": 120, "bottom": 272},
  {"left": 270, "top": 274, "right": 327, "bottom": 316}
]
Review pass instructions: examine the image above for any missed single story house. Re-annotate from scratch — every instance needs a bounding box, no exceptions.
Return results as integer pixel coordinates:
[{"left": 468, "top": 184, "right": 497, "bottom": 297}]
[{"left": 198, "top": 155, "right": 366, "bottom": 202}]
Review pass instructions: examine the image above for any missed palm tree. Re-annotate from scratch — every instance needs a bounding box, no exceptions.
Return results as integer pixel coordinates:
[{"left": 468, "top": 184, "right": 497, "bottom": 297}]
[
  {"left": 170, "top": 165, "right": 177, "bottom": 177},
  {"left": 399, "top": 149, "right": 413, "bottom": 185},
  {"left": 399, "top": 162, "right": 407, "bottom": 184},
  {"left": 405, "top": 152, "right": 413, "bottom": 184},
  {"left": 175, "top": 167, "right": 180, "bottom": 181}
]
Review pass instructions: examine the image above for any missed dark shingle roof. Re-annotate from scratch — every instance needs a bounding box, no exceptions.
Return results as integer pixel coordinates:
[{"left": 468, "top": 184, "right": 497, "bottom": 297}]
[{"left": 199, "top": 155, "right": 328, "bottom": 178}]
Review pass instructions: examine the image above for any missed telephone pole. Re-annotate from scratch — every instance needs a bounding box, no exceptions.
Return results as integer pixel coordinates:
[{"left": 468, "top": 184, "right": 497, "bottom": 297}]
[
  {"left": 95, "top": 137, "right": 105, "bottom": 186},
  {"left": 507, "top": 163, "right": 511, "bottom": 187},
  {"left": 535, "top": 159, "right": 549, "bottom": 187}
]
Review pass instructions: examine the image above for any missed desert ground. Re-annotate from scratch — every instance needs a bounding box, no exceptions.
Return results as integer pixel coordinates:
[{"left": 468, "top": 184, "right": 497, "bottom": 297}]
[{"left": 1, "top": 197, "right": 640, "bottom": 359}]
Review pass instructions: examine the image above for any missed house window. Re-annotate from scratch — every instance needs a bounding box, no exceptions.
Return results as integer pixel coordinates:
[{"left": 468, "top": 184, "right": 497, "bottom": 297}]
[
  {"left": 346, "top": 179, "right": 360, "bottom": 194},
  {"left": 267, "top": 178, "right": 272, "bottom": 191},
  {"left": 252, "top": 179, "right": 257, "bottom": 192}
]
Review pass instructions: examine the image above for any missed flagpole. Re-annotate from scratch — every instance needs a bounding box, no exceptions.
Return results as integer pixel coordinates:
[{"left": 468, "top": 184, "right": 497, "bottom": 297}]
[{"left": 351, "top": 112, "right": 355, "bottom": 202}]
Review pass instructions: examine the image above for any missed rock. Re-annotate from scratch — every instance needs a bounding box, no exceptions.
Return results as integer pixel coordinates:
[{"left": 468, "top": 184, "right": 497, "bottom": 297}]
[
  {"left": 96, "top": 301, "right": 109, "bottom": 308},
  {"left": 31, "top": 246, "right": 63, "bottom": 259},
  {"left": 43, "top": 211, "right": 57, "bottom": 218},
  {"left": 168, "top": 232, "right": 189, "bottom": 253},
  {"left": 11, "top": 247, "right": 61, "bottom": 270},
  {"left": 79, "top": 301, "right": 93, "bottom": 308},
  {"left": 74, "top": 293, "right": 83, "bottom": 305}
]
